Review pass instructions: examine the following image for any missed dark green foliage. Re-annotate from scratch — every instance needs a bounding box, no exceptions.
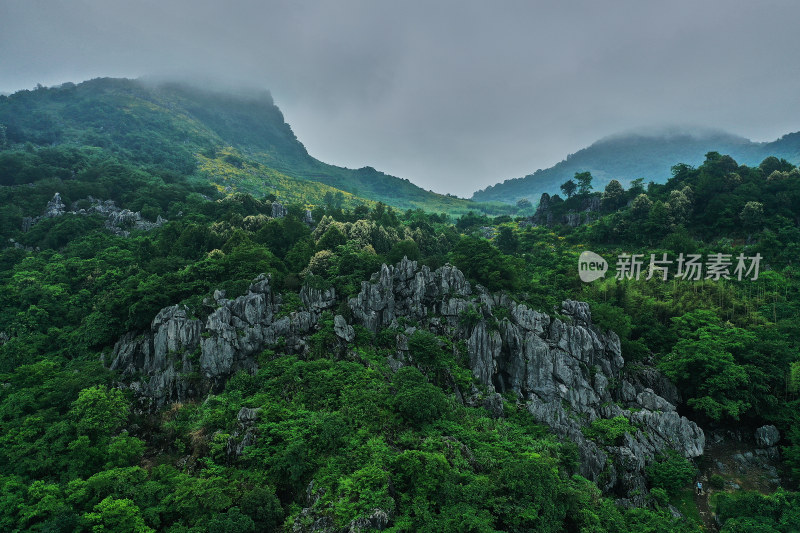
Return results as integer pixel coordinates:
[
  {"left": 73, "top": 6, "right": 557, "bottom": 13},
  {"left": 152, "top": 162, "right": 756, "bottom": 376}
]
[
  {"left": 716, "top": 489, "right": 800, "bottom": 532},
  {"left": 387, "top": 238, "right": 420, "bottom": 264},
  {"left": 560, "top": 179, "right": 577, "bottom": 198},
  {"left": 1, "top": 78, "right": 799, "bottom": 532},
  {"left": 473, "top": 131, "right": 800, "bottom": 205},
  {"left": 391, "top": 366, "right": 447, "bottom": 426},
  {"left": 450, "top": 236, "right": 522, "bottom": 292},
  {"left": 645, "top": 451, "right": 698, "bottom": 496}
]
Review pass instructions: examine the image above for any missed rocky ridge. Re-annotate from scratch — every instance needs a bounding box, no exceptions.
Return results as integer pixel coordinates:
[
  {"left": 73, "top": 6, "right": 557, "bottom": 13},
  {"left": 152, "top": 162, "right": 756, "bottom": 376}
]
[
  {"left": 19, "top": 193, "right": 302, "bottom": 239},
  {"left": 21, "top": 192, "right": 167, "bottom": 237},
  {"left": 109, "top": 257, "right": 704, "bottom": 507}
]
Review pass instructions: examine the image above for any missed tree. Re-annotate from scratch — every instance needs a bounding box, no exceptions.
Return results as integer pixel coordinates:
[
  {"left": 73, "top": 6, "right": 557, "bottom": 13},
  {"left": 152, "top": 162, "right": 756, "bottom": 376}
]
[
  {"left": 494, "top": 225, "right": 519, "bottom": 254},
  {"left": 207, "top": 507, "right": 255, "bottom": 533},
  {"left": 392, "top": 366, "right": 447, "bottom": 426},
  {"left": 667, "top": 189, "right": 691, "bottom": 226},
  {"left": 388, "top": 239, "right": 420, "bottom": 264},
  {"left": 602, "top": 180, "right": 625, "bottom": 211},
  {"left": 659, "top": 310, "right": 756, "bottom": 421},
  {"left": 70, "top": 386, "right": 129, "bottom": 442},
  {"left": 560, "top": 180, "right": 577, "bottom": 199},
  {"left": 759, "top": 155, "right": 793, "bottom": 176},
  {"left": 575, "top": 171, "right": 593, "bottom": 195},
  {"left": 740, "top": 201, "right": 764, "bottom": 234},
  {"left": 516, "top": 198, "right": 533, "bottom": 210},
  {"left": 450, "top": 236, "right": 522, "bottom": 292},
  {"left": 646, "top": 450, "right": 698, "bottom": 496},
  {"left": 83, "top": 496, "right": 154, "bottom": 533},
  {"left": 316, "top": 224, "right": 347, "bottom": 251},
  {"left": 630, "top": 194, "right": 652, "bottom": 220},
  {"left": 629, "top": 177, "right": 645, "bottom": 197},
  {"left": 646, "top": 200, "right": 673, "bottom": 239}
]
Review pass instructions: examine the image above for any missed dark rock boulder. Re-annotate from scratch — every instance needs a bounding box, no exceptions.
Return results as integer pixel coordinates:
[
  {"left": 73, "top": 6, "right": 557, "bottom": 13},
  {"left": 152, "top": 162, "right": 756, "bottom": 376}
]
[{"left": 755, "top": 425, "right": 781, "bottom": 447}]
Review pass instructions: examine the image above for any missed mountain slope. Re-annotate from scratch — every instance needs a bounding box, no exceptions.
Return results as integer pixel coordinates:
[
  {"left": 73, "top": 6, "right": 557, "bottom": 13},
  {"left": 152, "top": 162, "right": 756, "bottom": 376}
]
[
  {"left": 472, "top": 129, "right": 800, "bottom": 204},
  {"left": 0, "top": 78, "right": 505, "bottom": 215}
]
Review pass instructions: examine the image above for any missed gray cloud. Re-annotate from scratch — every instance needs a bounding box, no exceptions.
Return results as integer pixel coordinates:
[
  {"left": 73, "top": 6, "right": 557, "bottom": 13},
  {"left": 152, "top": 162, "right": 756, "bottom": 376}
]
[{"left": 2, "top": 0, "right": 799, "bottom": 195}]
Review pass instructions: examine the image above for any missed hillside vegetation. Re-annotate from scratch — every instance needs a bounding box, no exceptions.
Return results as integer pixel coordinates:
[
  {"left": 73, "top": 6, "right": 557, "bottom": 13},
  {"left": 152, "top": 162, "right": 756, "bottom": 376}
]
[
  {"left": 0, "top": 78, "right": 513, "bottom": 216},
  {"left": 0, "top": 82, "right": 799, "bottom": 532}
]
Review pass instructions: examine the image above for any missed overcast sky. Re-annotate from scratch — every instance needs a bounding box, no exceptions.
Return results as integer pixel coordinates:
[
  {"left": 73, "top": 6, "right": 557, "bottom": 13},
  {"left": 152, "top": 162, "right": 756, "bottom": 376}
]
[{"left": 2, "top": 1, "right": 800, "bottom": 196}]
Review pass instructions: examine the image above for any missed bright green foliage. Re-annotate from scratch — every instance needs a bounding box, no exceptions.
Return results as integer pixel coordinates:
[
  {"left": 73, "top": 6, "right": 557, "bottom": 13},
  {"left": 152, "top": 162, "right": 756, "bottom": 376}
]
[
  {"left": 70, "top": 386, "right": 129, "bottom": 441},
  {"left": 659, "top": 310, "right": 757, "bottom": 421},
  {"left": 1, "top": 78, "right": 800, "bottom": 532},
  {"left": 645, "top": 451, "right": 698, "bottom": 496},
  {"left": 84, "top": 496, "right": 154, "bottom": 533},
  {"left": 583, "top": 416, "right": 637, "bottom": 446}
]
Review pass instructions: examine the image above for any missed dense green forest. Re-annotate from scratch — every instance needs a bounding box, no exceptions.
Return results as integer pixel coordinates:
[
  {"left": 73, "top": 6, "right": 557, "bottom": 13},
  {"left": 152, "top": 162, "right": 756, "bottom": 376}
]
[{"left": 1, "top": 81, "right": 800, "bottom": 532}]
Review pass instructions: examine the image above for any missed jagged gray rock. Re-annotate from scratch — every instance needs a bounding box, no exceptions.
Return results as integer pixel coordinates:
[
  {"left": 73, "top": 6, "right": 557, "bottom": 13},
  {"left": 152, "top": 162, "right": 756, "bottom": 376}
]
[
  {"left": 482, "top": 392, "right": 505, "bottom": 418},
  {"left": 334, "top": 314, "right": 355, "bottom": 342},
  {"left": 23, "top": 193, "right": 165, "bottom": 236},
  {"left": 526, "top": 192, "right": 601, "bottom": 228},
  {"left": 110, "top": 275, "right": 337, "bottom": 409},
  {"left": 45, "top": 192, "right": 66, "bottom": 217},
  {"left": 227, "top": 407, "right": 262, "bottom": 457},
  {"left": 272, "top": 202, "right": 288, "bottom": 218},
  {"left": 110, "top": 257, "right": 703, "bottom": 505},
  {"left": 755, "top": 425, "right": 781, "bottom": 447},
  {"left": 345, "top": 258, "right": 704, "bottom": 505}
]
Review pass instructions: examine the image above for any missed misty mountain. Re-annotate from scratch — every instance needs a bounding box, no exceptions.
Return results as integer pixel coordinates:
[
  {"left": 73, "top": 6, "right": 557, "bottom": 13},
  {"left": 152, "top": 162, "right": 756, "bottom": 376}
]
[
  {"left": 471, "top": 129, "right": 800, "bottom": 204},
  {"left": 0, "top": 78, "right": 505, "bottom": 215}
]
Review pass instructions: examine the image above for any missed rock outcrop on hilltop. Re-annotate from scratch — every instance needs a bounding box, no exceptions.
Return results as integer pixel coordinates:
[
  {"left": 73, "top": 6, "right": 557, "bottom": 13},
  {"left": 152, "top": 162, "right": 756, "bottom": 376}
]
[
  {"left": 526, "top": 192, "right": 601, "bottom": 228},
  {"left": 109, "top": 257, "right": 704, "bottom": 505},
  {"left": 22, "top": 193, "right": 166, "bottom": 236}
]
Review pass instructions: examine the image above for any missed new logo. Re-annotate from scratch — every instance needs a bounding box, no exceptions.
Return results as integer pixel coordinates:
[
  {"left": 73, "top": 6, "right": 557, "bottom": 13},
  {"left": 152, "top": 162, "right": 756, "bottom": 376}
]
[{"left": 578, "top": 251, "right": 608, "bottom": 282}]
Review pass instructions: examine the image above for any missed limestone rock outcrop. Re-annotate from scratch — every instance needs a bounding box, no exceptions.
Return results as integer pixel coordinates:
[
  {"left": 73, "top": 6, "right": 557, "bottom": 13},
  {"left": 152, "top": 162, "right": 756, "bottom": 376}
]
[
  {"left": 110, "top": 257, "right": 704, "bottom": 504},
  {"left": 345, "top": 257, "right": 705, "bottom": 506},
  {"left": 526, "top": 192, "right": 601, "bottom": 228},
  {"left": 22, "top": 193, "right": 166, "bottom": 237},
  {"left": 110, "top": 275, "right": 337, "bottom": 409}
]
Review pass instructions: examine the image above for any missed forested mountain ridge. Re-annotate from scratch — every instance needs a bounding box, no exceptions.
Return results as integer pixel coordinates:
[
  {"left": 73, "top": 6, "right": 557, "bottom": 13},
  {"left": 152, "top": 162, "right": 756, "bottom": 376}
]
[
  {"left": 472, "top": 129, "right": 800, "bottom": 204},
  {"left": 0, "top": 78, "right": 510, "bottom": 215},
  {"left": 1, "top": 79, "right": 799, "bottom": 531}
]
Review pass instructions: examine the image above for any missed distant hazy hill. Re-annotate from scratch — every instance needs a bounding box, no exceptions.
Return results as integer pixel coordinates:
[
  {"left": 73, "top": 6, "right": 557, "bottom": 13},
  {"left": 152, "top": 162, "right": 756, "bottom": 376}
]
[
  {"left": 0, "top": 78, "right": 505, "bottom": 215},
  {"left": 472, "top": 129, "right": 800, "bottom": 204}
]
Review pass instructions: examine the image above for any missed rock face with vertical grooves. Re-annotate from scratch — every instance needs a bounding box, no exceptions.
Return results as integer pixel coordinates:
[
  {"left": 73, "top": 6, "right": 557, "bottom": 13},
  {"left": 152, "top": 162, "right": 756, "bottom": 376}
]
[
  {"left": 110, "top": 274, "right": 337, "bottom": 409},
  {"left": 344, "top": 258, "right": 704, "bottom": 506},
  {"left": 110, "top": 257, "right": 703, "bottom": 505}
]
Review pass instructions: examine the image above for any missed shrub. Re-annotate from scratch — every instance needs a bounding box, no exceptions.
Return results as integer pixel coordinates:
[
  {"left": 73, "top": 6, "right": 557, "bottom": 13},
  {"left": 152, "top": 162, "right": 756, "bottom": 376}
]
[
  {"left": 583, "top": 416, "right": 637, "bottom": 446},
  {"left": 646, "top": 450, "right": 698, "bottom": 496}
]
